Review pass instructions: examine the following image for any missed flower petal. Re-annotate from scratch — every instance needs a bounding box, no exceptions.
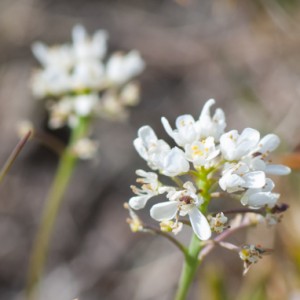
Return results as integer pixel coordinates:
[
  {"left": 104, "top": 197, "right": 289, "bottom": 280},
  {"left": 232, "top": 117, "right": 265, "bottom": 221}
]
[
  {"left": 133, "top": 138, "right": 148, "bottom": 160},
  {"left": 243, "top": 171, "right": 266, "bottom": 189},
  {"left": 238, "top": 128, "right": 260, "bottom": 155},
  {"left": 258, "top": 134, "right": 280, "bottom": 153},
  {"left": 129, "top": 195, "right": 152, "bottom": 210},
  {"left": 265, "top": 164, "right": 291, "bottom": 175},
  {"left": 188, "top": 207, "right": 211, "bottom": 240},
  {"left": 247, "top": 192, "right": 279, "bottom": 208},
  {"left": 199, "top": 98, "right": 215, "bottom": 120},
  {"left": 137, "top": 126, "right": 158, "bottom": 147},
  {"left": 219, "top": 173, "right": 245, "bottom": 192},
  {"left": 161, "top": 117, "right": 174, "bottom": 139},
  {"left": 162, "top": 147, "right": 190, "bottom": 176},
  {"left": 150, "top": 201, "right": 178, "bottom": 221}
]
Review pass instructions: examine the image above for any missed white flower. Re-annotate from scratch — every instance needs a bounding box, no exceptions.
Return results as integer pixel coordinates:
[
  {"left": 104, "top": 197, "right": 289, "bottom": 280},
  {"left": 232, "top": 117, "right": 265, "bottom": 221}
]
[
  {"left": 73, "top": 93, "right": 99, "bottom": 116},
  {"left": 71, "top": 138, "right": 99, "bottom": 160},
  {"left": 32, "top": 42, "right": 74, "bottom": 71},
  {"left": 70, "top": 60, "right": 105, "bottom": 91},
  {"left": 241, "top": 178, "right": 279, "bottom": 209},
  {"left": 31, "top": 68, "right": 71, "bottom": 97},
  {"left": 208, "top": 212, "right": 228, "bottom": 233},
  {"left": 106, "top": 51, "right": 145, "bottom": 84},
  {"left": 219, "top": 162, "right": 266, "bottom": 193},
  {"left": 244, "top": 134, "right": 291, "bottom": 175},
  {"left": 197, "top": 99, "right": 226, "bottom": 141},
  {"left": 124, "top": 203, "right": 144, "bottom": 232},
  {"left": 239, "top": 244, "right": 271, "bottom": 275},
  {"left": 185, "top": 137, "right": 220, "bottom": 169},
  {"left": 160, "top": 220, "right": 183, "bottom": 235},
  {"left": 133, "top": 126, "right": 190, "bottom": 175},
  {"left": 72, "top": 24, "right": 108, "bottom": 61},
  {"left": 97, "top": 92, "right": 128, "bottom": 121},
  {"left": 150, "top": 182, "right": 211, "bottom": 240},
  {"left": 48, "top": 98, "right": 73, "bottom": 129},
  {"left": 133, "top": 125, "right": 171, "bottom": 170},
  {"left": 161, "top": 99, "right": 226, "bottom": 147},
  {"left": 220, "top": 128, "right": 260, "bottom": 161},
  {"left": 161, "top": 115, "right": 200, "bottom": 147},
  {"left": 120, "top": 82, "right": 140, "bottom": 106},
  {"left": 239, "top": 245, "right": 261, "bottom": 264},
  {"left": 129, "top": 170, "right": 160, "bottom": 210},
  {"left": 161, "top": 147, "right": 190, "bottom": 176}
]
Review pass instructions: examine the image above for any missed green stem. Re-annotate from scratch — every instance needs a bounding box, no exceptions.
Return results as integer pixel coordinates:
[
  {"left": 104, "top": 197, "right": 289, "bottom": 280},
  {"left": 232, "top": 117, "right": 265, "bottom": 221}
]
[
  {"left": 26, "top": 117, "right": 90, "bottom": 300},
  {"left": 175, "top": 173, "right": 213, "bottom": 300},
  {"left": 175, "top": 234, "right": 204, "bottom": 300}
]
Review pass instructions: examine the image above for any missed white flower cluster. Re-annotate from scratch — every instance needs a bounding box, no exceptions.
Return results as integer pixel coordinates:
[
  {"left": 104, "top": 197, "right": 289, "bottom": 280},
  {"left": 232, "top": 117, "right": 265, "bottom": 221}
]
[
  {"left": 31, "top": 24, "right": 145, "bottom": 129},
  {"left": 128, "top": 99, "right": 290, "bottom": 241}
]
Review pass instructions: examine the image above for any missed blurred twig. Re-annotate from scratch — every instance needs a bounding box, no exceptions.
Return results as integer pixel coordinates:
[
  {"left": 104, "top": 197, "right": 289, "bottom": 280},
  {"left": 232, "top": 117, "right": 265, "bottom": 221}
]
[{"left": 0, "top": 130, "right": 31, "bottom": 184}]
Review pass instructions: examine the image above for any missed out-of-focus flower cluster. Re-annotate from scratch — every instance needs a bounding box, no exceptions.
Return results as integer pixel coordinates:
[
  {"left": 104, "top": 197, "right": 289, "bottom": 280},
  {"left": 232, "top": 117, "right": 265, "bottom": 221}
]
[
  {"left": 31, "top": 24, "right": 145, "bottom": 129},
  {"left": 126, "top": 99, "right": 290, "bottom": 272}
]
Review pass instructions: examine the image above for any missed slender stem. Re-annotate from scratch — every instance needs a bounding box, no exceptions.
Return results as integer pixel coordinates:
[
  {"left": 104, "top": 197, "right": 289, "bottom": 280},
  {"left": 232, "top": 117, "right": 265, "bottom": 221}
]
[
  {"left": 143, "top": 225, "right": 187, "bottom": 254},
  {"left": 199, "top": 216, "right": 254, "bottom": 260},
  {"left": 219, "top": 208, "right": 264, "bottom": 215},
  {"left": 175, "top": 234, "right": 204, "bottom": 300},
  {"left": 171, "top": 176, "right": 184, "bottom": 188},
  {"left": 0, "top": 131, "right": 32, "bottom": 184},
  {"left": 175, "top": 174, "right": 211, "bottom": 300},
  {"left": 26, "top": 117, "right": 90, "bottom": 300}
]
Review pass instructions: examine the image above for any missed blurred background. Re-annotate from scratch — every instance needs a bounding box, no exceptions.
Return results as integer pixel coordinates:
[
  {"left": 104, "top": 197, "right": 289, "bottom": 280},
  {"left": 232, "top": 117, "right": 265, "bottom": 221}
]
[{"left": 0, "top": 0, "right": 300, "bottom": 299}]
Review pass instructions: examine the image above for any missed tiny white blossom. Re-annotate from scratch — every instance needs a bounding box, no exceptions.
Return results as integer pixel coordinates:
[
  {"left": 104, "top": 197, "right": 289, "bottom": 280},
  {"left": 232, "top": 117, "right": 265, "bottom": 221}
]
[
  {"left": 241, "top": 178, "right": 279, "bottom": 209},
  {"left": 133, "top": 125, "right": 171, "bottom": 170},
  {"left": 71, "top": 138, "right": 99, "bottom": 160},
  {"left": 47, "top": 98, "right": 73, "bottom": 129},
  {"left": 129, "top": 170, "right": 160, "bottom": 210},
  {"left": 32, "top": 42, "right": 74, "bottom": 70},
  {"left": 133, "top": 126, "right": 190, "bottom": 176},
  {"left": 124, "top": 203, "right": 144, "bottom": 232},
  {"left": 161, "top": 147, "right": 190, "bottom": 176},
  {"left": 220, "top": 128, "right": 260, "bottom": 161},
  {"left": 243, "top": 133, "right": 291, "bottom": 176},
  {"left": 120, "top": 82, "right": 140, "bottom": 106},
  {"left": 161, "top": 115, "right": 200, "bottom": 147},
  {"left": 73, "top": 93, "right": 99, "bottom": 116},
  {"left": 72, "top": 24, "right": 108, "bottom": 61},
  {"left": 198, "top": 99, "right": 226, "bottom": 141},
  {"left": 219, "top": 162, "right": 266, "bottom": 193},
  {"left": 208, "top": 212, "right": 228, "bottom": 233},
  {"left": 185, "top": 137, "right": 220, "bottom": 169},
  {"left": 160, "top": 220, "right": 183, "bottom": 235},
  {"left": 239, "top": 244, "right": 271, "bottom": 275},
  {"left": 150, "top": 182, "right": 211, "bottom": 240},
  {"left": 106, "top": 51, "right": 145, "bottom": 84},
  {"left": 70, "top": 60, "right": 105, "bottom": 91}
]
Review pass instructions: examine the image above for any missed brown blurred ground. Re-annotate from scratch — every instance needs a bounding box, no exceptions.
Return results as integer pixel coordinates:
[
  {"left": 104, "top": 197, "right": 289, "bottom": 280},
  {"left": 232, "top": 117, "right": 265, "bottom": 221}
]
[{"left": 0, "top": 0, "right": 300, "bottom": 299}]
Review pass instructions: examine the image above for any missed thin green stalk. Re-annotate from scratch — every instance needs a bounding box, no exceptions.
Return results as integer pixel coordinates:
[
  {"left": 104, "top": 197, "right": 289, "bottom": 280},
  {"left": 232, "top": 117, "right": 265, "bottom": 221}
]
[
  {"left": 175, "top": 174, "right": 212, "bottom": 300},
  {"left": 26, "top": 117, "right": 90, "bottom": 300},
  {"left": 175, "top": 234, "right": 204, "bottom": 300}
]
